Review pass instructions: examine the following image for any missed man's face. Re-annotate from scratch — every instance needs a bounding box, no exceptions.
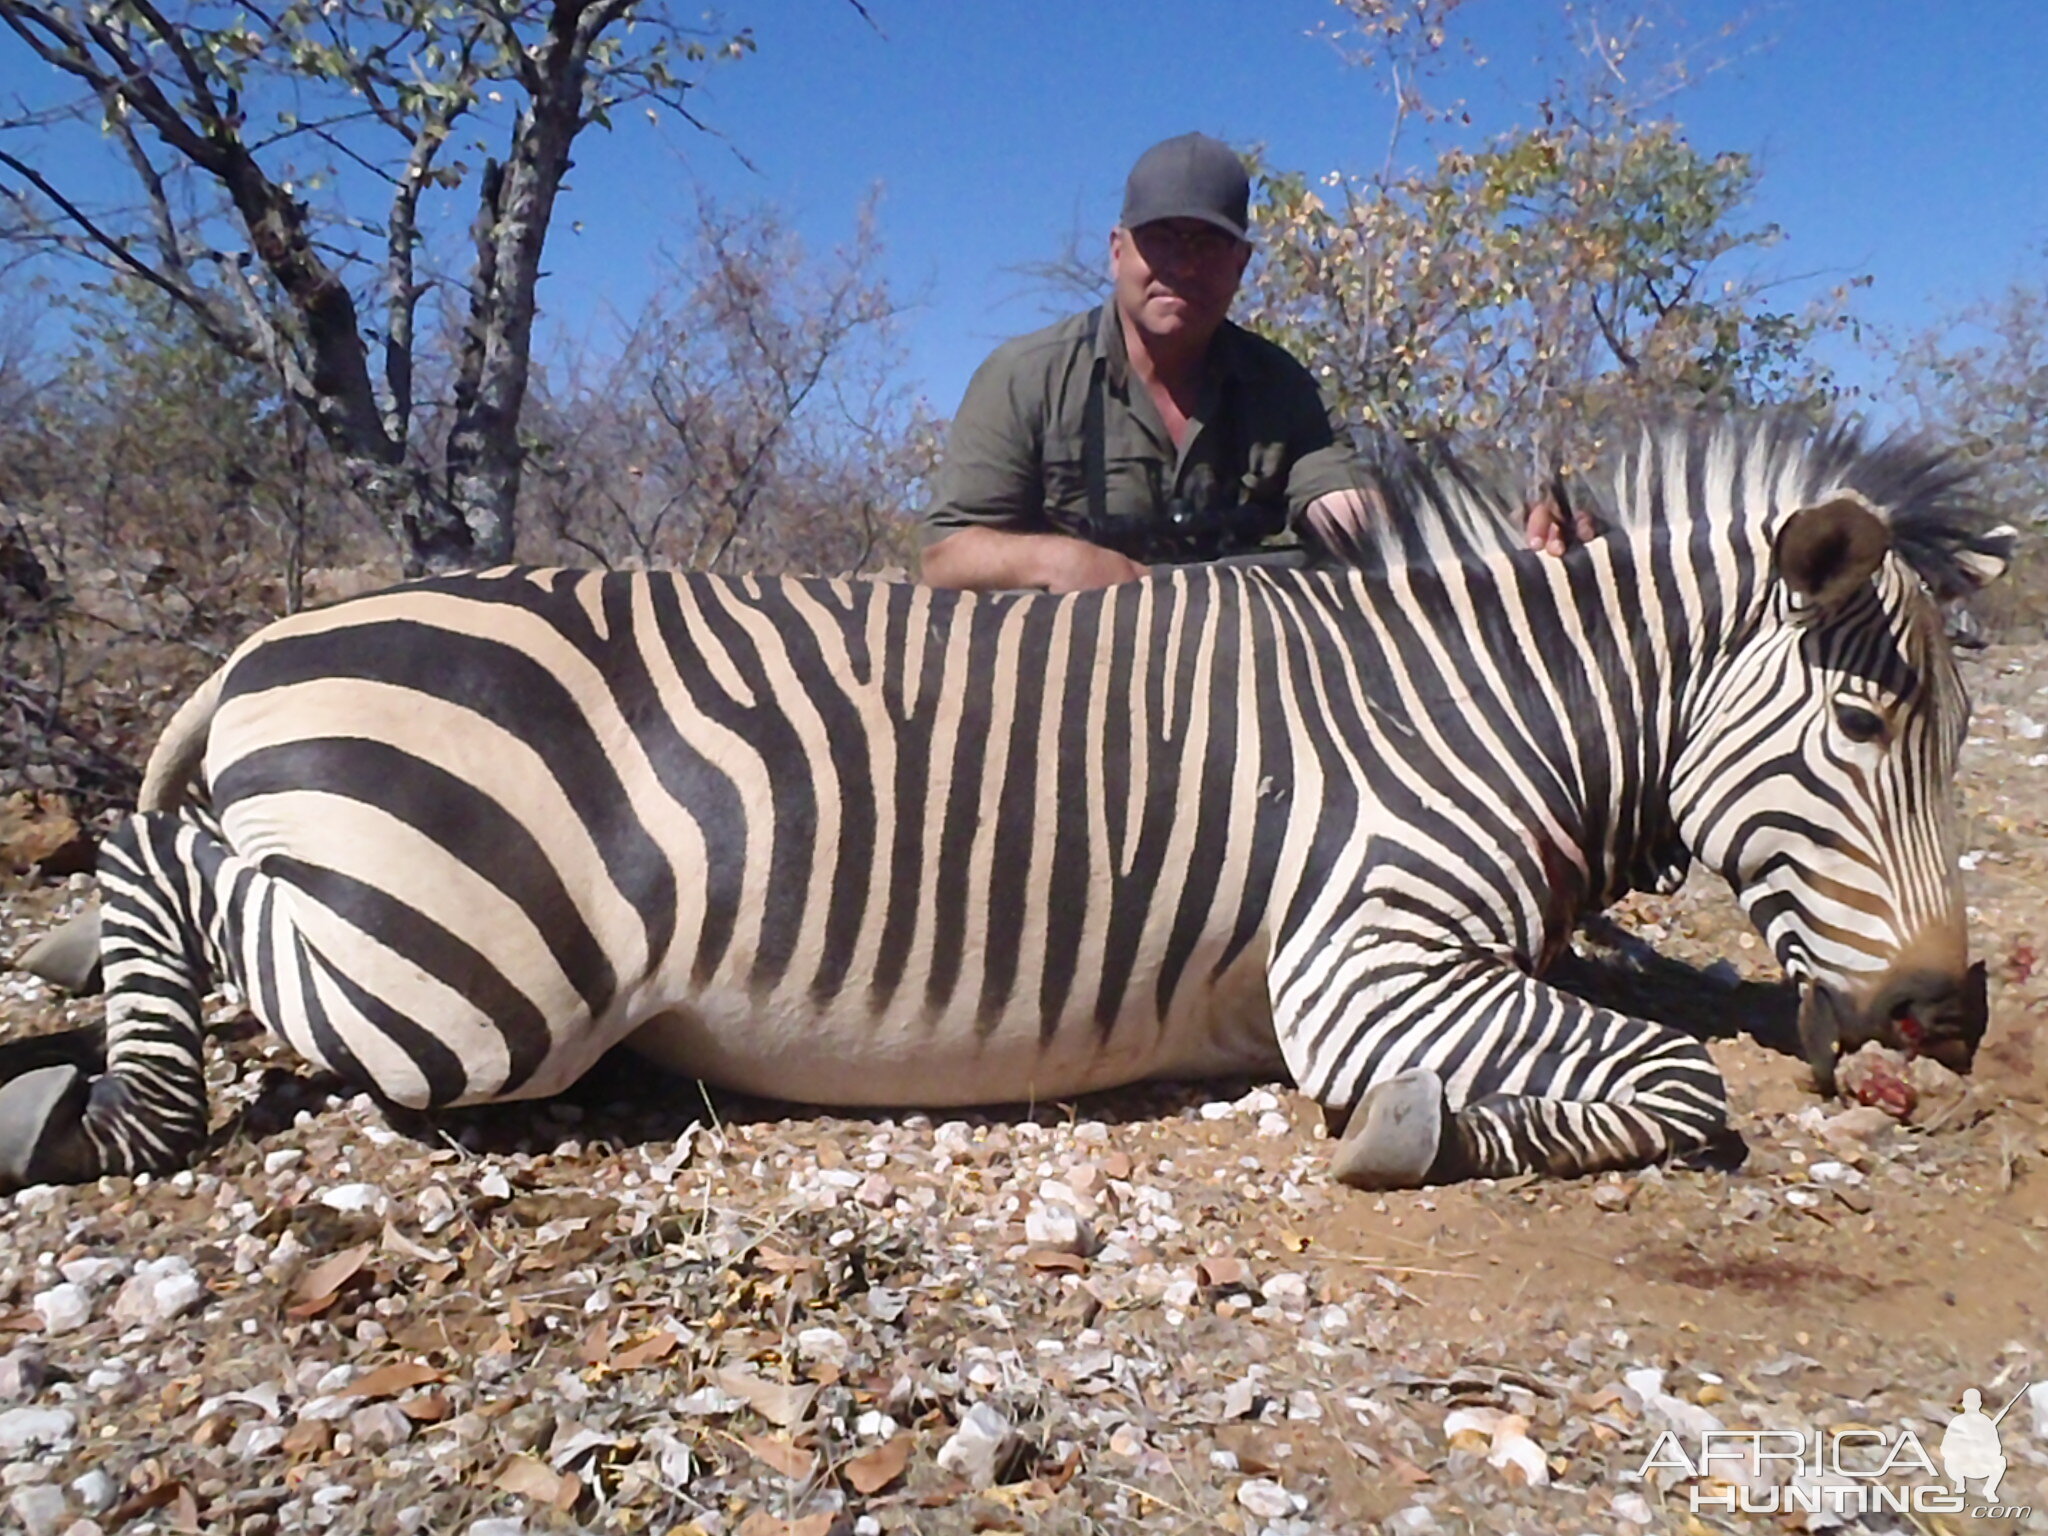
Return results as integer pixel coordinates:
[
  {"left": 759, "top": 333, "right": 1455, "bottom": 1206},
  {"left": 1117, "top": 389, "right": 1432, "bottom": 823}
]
[{"left": 1111, "top": 218, "right": 1250, "bottom": 352}]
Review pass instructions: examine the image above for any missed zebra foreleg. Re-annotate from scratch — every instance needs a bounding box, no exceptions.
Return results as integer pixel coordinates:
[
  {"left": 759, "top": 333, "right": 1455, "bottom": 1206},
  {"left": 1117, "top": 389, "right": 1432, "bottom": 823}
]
[
  {"left": 0, "top": 813, "right": 218, "bottom": 1189},
  {"left": 1332, "top": 1051, "right": 1741, "bottom": 1188},
  {"left": 1293, "top": 956, "right": 1741, "bottom": 1187}
]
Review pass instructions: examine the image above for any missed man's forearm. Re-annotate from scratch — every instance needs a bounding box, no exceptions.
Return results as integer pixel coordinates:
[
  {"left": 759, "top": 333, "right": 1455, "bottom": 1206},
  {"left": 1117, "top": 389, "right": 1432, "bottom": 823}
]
[{"left": 919, "top": 526, "right": 1147, "bottom": 593}]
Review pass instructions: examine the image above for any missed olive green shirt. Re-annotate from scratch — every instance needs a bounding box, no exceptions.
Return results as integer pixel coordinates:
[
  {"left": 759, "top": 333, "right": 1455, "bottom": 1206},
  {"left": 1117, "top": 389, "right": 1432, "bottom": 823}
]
[{"left": 921, "top": 306, "right": 1367, "bottom": 558}]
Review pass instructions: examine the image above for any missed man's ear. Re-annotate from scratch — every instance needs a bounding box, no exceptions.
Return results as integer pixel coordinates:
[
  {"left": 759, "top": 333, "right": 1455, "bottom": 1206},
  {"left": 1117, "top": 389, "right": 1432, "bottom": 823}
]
[{"left": 1775, "top": 494, "right": 1892, "bottom": 613}]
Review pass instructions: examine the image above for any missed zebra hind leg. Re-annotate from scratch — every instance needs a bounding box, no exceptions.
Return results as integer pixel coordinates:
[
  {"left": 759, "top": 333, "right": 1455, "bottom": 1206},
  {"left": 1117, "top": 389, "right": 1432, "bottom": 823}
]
[{"left": 0, "top": 812, "right": 218, "bottom": 1189}]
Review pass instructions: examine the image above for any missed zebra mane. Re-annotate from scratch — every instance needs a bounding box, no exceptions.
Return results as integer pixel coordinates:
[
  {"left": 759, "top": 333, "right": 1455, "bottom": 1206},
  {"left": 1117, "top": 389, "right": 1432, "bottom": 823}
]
[{"left": 1319, "top": 411, "right": 2010, "bottom": 605}]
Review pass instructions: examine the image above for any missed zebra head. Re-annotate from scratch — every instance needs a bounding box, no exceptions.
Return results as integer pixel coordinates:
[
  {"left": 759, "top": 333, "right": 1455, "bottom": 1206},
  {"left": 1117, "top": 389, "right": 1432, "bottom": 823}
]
[{"left": 1666, "top": 428, "right": 2012, "bottom": 1095}]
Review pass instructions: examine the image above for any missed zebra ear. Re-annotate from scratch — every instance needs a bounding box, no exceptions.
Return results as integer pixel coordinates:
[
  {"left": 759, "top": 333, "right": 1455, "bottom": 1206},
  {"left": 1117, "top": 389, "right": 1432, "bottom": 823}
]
[
  {"left": 1952, "top": 524, "right": 2016, "bottom": 594},
  {"left": 1774, "top": 494, "right": 1892, "bottom": 613}
]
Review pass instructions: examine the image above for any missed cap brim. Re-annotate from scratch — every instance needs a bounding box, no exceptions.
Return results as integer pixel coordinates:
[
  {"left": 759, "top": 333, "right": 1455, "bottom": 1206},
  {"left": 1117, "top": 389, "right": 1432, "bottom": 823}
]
[{"left": 1121, "top": 205, "right": 1252, "bottom": 243}]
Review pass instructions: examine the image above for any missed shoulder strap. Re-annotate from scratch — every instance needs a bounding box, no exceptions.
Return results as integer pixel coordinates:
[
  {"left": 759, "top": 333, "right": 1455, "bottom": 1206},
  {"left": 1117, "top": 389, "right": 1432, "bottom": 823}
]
[{"left": 1082, "top": 305, "right": 1107, "bottom": 537}]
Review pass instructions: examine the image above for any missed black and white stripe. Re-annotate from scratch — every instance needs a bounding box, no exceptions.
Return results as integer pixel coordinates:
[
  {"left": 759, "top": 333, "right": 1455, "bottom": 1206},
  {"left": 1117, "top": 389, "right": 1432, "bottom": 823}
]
[{"left": 6, "top": 414, "right": 2006, "bottom": 1188}]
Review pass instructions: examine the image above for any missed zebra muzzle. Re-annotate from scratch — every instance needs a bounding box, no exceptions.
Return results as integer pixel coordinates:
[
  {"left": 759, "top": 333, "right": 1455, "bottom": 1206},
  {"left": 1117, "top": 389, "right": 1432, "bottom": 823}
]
[{"left": 1799, "top": 960, "right": 1989, "bottom": 1096}]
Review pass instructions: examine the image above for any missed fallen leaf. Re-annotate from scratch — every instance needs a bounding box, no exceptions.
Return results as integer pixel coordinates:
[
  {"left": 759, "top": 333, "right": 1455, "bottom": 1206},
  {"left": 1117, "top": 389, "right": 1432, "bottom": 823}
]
[
  {"left": 752, "top": 1247, "right": 818, "bottom": 1275},
  {"left": 281, "top": 1419, "right": 331, "bottom": 1459},
  {"left": 1198, "top": 1256, "right": 1250, "bottom": 1289},
  {"left": 381, "top": 1222, "right": 451, "bottom": 1263},
  {"left": 399, "top": 1391, "right": 452, "bottom": 1422},
  {"left": 552, "top": 1470, "right": 584, "bottom": 1513},
  {"left": 495, "top": 1454, "right": 569, "bottom": 1502},
  {"left": 715, "top": 1366, "right": 817, "bottom": 1428},
  {"left": 735, "top": 1513, "right": 833, "bottom": 1536},
  {"left": 614, "top": 1329, "right": 681, "bottom": 1370},
  {"left": 844, "top": 1433, "right": 912, "bottom": 1494},
  {"left": 1024, "top": 1248, "right": 1088, "bottom": 1273},
  {"left": 581, "top": 1318, "right": 615, "bottom": 1367},
  {"left": 1038, "top": 1444, "right": 1082, "bottom": 1492},
  {"left": 743, "top": 1432, "right": 818, "bottom": 1482},
  {"left": 348, "top": 1361, "right": 444, "bottom": 1399},
  {"left": 104, "top": 1482, "right": 185, "bottom": 1526},
  {"left": 286, "top": 1243, "right": 373, "bottom": 1317}
]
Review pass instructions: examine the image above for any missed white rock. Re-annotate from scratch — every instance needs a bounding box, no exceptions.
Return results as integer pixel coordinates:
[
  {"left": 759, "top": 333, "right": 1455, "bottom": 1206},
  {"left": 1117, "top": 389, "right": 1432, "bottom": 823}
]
[
  {"left": 1488, "top": 1430, "right": 1549, "bottom": 1486},
  {"left": 1623, "top": 1366, "right": 1724, "bottom": 1440},
  {"left": 476, "top": 1170, "right": 512, "bottom": 1200},
  {"left": 1235, "top": 1478, "right": 1299, "bottom": 1518},
  {"left": 1024, "top": 1201, "right": 1093, "bottom": 1255},
  {"left": 110, "top": 1257, "right": 205, "bottom": 1331},
  {"left": 2029, "top": 1381, "right": 2048, "bottom": 1443},
  {"left": 0, "top": 1406, "right": 75, "bottom": 1454},
  {"left": 854, "top": 1410, "right": 899, "bottom": 1440},
  {"left": 350, "top": 1402, "right": 412, "bottom": 1451},
  {"left": 934, "top": 1402, "right": 1021, "bottom": 1488},
  {"left": 1261, "top": 1271, "right": 1310, "bottom": 1306},
  {"left": 1388, "top": 1506, "right": 1441, "bottom": 1534},
  {"left": 32, "top": 1285, "right": 92, "bottom": 1336},
  {"left": 1222, "top": 1378, "right": 1260, "bottom": 1420},
  {"left": 1612, "top": 1490, "right": 1655, "bottom": 1524},
  {"left": 9, "top": 1485, "right": 66, "bottom": 1536},
  {"left": 229, "top": 1424, "right": 285, "bottom": 1459},
  {"left": 318, "top": 1182, "right": 384, "bottom": 1213},
  {"left": 263, "top": 1148, "right": 305, "bottom": 1176},
  {"left": 1256, "top": 1111, "right": 1292, "bottom": 1138},
  {"left": 0, "top": 1349, "right": 47, "bottom": 1401},
  {"left": 466, "top": 1520, "right": 526, "bottom": 1536},
  {"left": 56, "top": 1258, "right": 126, "bottom": 1291},
  {"left": 1198, "top": 1101, "right": 1236, "bottom": 1121},
  {"left": 415, "top": 1184, "right": 457, "bottom": 1234},
  {"left": 68, "top": 1470, "right": 114, "bottom": 1513},
  {"left": 671, "top": 1385, "right": 743, "bottom": 1416},
  {"left": 795, "top": 1327, "right": 850, "bottom": 1370}
]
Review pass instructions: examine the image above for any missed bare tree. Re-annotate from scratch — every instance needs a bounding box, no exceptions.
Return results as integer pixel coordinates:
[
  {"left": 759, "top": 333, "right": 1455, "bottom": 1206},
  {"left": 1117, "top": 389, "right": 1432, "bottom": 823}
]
[
  {"left": 0, "top": 0, "right": 757, "bottom": 573},
  {"left": 527, "top": 194, "right": 938, "bottom": 577}
]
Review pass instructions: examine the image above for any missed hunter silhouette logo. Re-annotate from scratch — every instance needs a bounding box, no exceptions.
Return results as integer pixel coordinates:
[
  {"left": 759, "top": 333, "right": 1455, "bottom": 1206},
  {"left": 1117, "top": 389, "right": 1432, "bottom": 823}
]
[
  {"left": 1639, "top": 1379, "right": 2035, "bottom": 1519},
  {"left": 1939, "top": 1386, "right": 2025, "bottom": 1502}
]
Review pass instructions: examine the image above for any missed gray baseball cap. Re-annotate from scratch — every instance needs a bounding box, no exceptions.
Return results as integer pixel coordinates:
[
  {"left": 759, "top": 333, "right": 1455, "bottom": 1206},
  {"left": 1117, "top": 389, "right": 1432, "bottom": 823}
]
[{"left": 1120, "top": 132, "right": 1251, "bottom": 242}]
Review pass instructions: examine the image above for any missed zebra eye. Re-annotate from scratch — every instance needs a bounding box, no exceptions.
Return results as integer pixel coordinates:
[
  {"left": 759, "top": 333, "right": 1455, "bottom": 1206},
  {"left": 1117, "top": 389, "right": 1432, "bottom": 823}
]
[{"left": 1835, "top": 703, "right": 1889, "bottom": 744}]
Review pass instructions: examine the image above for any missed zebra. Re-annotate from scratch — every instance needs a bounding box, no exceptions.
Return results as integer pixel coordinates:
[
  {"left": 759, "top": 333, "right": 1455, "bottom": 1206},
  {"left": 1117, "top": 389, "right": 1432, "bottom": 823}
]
[{"left": 0, "top": 414, "right": 2011, "bottom": 1192}]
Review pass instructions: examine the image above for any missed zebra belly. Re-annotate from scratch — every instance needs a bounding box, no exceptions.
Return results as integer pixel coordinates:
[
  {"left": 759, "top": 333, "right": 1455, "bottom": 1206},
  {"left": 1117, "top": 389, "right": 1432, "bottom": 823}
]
[{"left": 619, "top": 946, "right": 1286, "bottom": 1107}]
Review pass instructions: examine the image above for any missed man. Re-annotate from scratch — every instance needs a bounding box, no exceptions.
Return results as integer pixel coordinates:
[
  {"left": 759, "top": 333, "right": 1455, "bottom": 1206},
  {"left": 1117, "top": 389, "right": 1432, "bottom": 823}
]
[{"left": 920, "top": 132, "right": 1575, "bottom": 592}]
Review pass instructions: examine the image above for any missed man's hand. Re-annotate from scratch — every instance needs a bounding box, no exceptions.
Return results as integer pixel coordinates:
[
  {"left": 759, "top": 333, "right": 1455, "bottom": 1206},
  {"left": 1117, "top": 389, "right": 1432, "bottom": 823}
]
[
  {"left": 1525, "top": 492, "right": 1598, "bottom": 557},
  {"left": 920, "top": 526, "right": 1148, "bottom": 592}
]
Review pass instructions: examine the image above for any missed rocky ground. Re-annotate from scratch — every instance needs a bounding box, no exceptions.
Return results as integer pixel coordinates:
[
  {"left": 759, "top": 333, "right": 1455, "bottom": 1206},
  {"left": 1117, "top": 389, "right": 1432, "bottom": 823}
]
[{"left": 2, "top": 646, "right": 2047, "bottom": 1536}]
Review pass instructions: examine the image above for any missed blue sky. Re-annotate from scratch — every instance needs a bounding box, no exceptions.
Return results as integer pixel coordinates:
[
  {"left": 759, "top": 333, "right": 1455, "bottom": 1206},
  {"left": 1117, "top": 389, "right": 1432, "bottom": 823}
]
[
  {"left": 4, "top": 0, "right": 2044, "bottom": 426},
  {"left": 521, "top": 0, "right": 2048, "bottom": 425}
]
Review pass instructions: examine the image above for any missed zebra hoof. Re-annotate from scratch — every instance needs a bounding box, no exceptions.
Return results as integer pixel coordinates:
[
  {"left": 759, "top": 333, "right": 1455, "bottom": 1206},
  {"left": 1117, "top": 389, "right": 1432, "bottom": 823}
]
[
  {"left": 1331, "top": 1068, "right": 1447, "bottom": 1190},
  {"left": 0, "top": 1064, "right": 91, "bottom": 1190},
  {"left": 15, "top": 908, "right": 103, "bottom": 995}
]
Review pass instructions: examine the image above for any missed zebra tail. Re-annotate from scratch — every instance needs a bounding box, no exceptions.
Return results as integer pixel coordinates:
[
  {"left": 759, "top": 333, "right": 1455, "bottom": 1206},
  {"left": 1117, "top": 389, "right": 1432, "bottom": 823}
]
[{"left": 139, "top": 663, "right": 227, "bottom": 811}]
